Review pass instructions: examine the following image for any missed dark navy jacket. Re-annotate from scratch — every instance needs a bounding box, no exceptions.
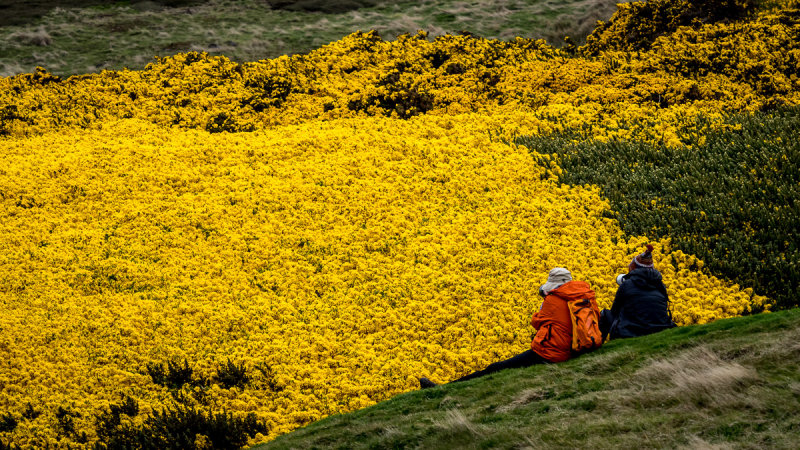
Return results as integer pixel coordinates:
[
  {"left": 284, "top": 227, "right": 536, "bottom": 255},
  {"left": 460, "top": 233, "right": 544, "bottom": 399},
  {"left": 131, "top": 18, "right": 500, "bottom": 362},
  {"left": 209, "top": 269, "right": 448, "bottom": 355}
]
[{"left": 609, "top": 268, "right": 676, "bottom": 339}]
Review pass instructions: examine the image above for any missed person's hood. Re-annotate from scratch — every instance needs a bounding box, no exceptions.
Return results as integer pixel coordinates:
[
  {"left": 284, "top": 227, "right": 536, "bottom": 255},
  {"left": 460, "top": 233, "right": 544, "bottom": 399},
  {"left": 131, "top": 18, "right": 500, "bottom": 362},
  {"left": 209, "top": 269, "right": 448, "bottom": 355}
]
[
  {"left": 549, "top": 280, "right": 594, "bottom": 301},
  {"left": 627, "top": 268, "right": 663, "bottom": 287}
]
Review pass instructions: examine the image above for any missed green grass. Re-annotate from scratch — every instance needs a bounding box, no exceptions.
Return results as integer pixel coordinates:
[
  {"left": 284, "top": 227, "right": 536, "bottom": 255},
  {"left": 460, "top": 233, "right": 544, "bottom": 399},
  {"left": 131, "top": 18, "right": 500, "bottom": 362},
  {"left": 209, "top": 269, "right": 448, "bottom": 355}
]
[
  {"left": 0, "top": 0, "right": 619, "bottom": 77},
  {"left": 516, "top": 107, "right": 800, "bottom": 310},
  {"left": 255, "top": 308, "right": 800, "bottom": 449}
]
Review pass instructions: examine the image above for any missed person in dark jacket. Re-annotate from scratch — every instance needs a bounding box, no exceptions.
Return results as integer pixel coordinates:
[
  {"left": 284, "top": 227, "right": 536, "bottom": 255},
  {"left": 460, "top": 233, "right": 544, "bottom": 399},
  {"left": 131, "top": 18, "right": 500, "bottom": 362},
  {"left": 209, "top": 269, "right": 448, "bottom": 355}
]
[
  {"left": 599, "top": 244, "right": 676, "bottom": 340},
  {"left": 419, "top": 267, "right": 600, "bottom": 389}
]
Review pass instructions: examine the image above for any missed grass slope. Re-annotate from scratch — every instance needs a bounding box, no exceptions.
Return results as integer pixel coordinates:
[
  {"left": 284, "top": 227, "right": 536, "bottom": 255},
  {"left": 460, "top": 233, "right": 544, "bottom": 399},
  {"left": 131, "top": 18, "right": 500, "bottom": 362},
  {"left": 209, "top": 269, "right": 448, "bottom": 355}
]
[
  {"left": 258, "top": 308, "right": 800, "bottom": 449},
  {"left": 0, "top": 0, "right": 618, "bottom": 77}
]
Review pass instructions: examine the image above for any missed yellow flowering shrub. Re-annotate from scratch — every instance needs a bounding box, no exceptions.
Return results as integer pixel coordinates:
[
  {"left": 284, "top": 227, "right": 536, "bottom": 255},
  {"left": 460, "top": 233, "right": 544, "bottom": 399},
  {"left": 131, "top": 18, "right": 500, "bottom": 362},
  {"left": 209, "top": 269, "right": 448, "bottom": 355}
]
[
  {"left": 1, "top": 4, "right": 797, "bottom": 140},
  {"left": 0, "top": 115, "right": 768, "bottom": 447},
  {"left": 0, "top": 1, "right": 792, "bottom": 447}
]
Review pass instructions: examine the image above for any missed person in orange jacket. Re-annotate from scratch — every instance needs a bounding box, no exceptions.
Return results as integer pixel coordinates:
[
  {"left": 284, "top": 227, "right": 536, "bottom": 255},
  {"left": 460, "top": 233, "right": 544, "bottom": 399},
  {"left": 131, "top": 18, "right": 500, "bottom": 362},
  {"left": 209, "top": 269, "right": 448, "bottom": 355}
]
[{"left": 419, "top": 267, "right": 599, "bottom": 388}]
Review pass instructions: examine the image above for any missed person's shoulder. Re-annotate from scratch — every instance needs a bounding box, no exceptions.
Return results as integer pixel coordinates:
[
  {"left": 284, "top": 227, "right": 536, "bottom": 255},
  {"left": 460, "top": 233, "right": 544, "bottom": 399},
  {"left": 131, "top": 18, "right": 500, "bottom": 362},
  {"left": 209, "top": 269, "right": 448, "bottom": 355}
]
[
  {"left": 558, "top": 280, "right": 596, "bottom": 296},
  {"left": 631, "top": 267, "right": 663, "bottom": 280}
]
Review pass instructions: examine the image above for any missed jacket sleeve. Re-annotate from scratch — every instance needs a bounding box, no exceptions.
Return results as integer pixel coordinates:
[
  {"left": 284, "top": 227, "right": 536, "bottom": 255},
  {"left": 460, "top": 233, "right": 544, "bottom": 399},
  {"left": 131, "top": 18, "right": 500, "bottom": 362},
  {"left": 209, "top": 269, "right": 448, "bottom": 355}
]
[
  {"left": 531, "top": 297, "right": 551, "bottom": 330},
  {"left": 610, "top": 284, "right": 627, "bottom": 317}
]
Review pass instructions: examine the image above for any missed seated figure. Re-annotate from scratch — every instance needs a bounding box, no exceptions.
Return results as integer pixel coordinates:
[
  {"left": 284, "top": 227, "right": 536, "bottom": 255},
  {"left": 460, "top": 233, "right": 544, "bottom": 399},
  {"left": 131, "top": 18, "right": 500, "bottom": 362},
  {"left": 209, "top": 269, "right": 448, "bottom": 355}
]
[{"left": 600, "top": 244, "right": 677, "bottom": 340}]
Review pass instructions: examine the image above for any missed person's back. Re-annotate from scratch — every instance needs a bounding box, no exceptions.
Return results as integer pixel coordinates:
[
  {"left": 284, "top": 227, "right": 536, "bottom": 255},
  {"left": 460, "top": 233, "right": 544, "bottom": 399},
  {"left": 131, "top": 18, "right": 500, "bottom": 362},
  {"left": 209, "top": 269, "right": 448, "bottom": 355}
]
[
  {"left": 609, "top": 267, "right": 674, "bottom": 339},
  {"left": 532, "top": 280, "right": 599, "bottom": 362},
  {"left": 600, "top": 244, "right": 676, "bottom": 340}
]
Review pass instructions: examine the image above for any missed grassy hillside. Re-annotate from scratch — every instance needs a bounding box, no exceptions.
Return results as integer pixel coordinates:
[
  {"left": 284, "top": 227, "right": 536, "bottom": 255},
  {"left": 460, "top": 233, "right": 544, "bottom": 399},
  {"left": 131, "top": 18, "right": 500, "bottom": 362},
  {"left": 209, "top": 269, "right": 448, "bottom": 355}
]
[
  {"left": 259, "top": 308, "right": 800, "bottom": 449},
  {"left": 0, "top": 0, "right": 619, "bottom": 77}
]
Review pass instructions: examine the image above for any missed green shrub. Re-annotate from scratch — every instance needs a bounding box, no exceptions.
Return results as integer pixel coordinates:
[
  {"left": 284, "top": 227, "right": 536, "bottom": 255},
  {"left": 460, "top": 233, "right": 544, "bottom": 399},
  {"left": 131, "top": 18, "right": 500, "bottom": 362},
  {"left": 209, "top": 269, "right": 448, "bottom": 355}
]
[
  {"left": 215, "top": 359, "right": 251, "bottom": 389},
  {"left": 0, "top": 439, "right": 20, "bottom": 450},
  {"left": 94, "top": 404, "right": 269, "bottom": 450},
  {"left": 516, "top": 107, "right": 800, "bottom": 309},
  {"left": 54, "top": 406, "right": 88, "bottom": 443},
  {"left": 146, "top": 359, "right": 197, "bottom": 390},
  {"left": 0, "top": 413, "right": 17, "bottom": 433},
  {"left": 96, "top": 396, "right": 140, "bottom": 442},
  {"left": 21, "top": 404, "right": 39, "bottom": 421}
]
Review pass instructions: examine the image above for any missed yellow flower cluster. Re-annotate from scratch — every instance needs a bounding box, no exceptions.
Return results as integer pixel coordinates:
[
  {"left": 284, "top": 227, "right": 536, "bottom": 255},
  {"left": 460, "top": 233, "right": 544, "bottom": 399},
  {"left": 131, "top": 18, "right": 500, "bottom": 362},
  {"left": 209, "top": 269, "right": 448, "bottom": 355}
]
[
  {"left": 0, "top": 3, "right": 791, "bottom": 447},
  {"left": 0, "top": 114, "right": 767, "bottom": 446},
  {"left": 1, "top": 4, "right": 797, "bottom": 142}
]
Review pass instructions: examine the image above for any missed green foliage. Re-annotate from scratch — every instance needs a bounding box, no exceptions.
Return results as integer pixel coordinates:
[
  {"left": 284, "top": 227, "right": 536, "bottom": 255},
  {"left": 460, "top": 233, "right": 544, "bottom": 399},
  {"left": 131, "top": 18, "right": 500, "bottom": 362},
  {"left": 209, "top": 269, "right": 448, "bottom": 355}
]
[
  {"left": 94, "top": 404, "right": 269, "bottom": 450},
  {"left": 0, "top": 440, "right": 20, "bottom": 450},
  {"left": 55, "top": 406, "right": 88, "bottom": 443},
  {"left": 241, "top": 73, "right": 293, "bottom": 113},
  {"left": 0, "top": 413, "right": 17, "bottom": 433},
  {"left": 583, "top": 0, "right": 761, "bottom": 54},
  {"left": 516, "top": 107, "right": 800, "bottom": 309},
  {"left": 21, "top": 403, "right": 39, "bottom": 421},
  {"left": 255, "top": 362, "right": 282, "bottom": 392},
  {"left": 96, "top": 395, "right": 140, "bottom": 442},
  {"left": 146, "top": 358, "right": 201, "bottom": 390},
  {"left": 215, "top": 359, "right": 251, "bottom": 389},
  {"left": 55, "top": 406, "right": 77, "bottom": 436}
]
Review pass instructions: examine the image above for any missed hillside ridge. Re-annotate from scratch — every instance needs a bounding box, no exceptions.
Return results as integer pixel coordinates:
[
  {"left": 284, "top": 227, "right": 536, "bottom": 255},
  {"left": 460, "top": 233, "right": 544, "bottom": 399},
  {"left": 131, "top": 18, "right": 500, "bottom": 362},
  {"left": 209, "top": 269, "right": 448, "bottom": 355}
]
[{"left": 260, "top": 308, "right": 800, "bottom": 449}]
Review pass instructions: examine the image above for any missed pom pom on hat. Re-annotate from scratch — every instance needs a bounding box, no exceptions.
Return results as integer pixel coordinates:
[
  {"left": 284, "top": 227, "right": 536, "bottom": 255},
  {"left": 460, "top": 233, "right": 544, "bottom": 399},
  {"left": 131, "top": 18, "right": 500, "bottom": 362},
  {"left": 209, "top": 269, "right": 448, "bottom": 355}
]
[{"left": 630, "top": 244, "right": 655, "bottom": 270}]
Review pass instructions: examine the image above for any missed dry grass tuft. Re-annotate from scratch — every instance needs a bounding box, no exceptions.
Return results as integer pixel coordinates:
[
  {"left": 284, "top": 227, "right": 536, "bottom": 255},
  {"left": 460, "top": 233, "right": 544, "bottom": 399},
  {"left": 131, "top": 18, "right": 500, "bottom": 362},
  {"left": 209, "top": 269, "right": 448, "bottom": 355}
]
[
  {"left": 680, "top": 435, "right": 733, "bottom": 450},
  {"left": 433, "top": 408, "right": 485, "bottom": 437},
  {"left": 9, "top": 26, "right": 53, "bottom": 46},
  {"left": 496, "top": 388, "right": 551, "bottom": 413},
  {"left": 753, "top": 327, "right": 800, "bottom": 361},
  {"left": 634, "top": 346, "right": 760, "bottom": 408},
  {"left": 519, "top": 436, "right": 547, "bottom": 450},
  {"left": 0, "top": 62, "right": 27, "bottom": 78},
  {"left": 374, "top": 14, "right": 449, "bottom": 39}
]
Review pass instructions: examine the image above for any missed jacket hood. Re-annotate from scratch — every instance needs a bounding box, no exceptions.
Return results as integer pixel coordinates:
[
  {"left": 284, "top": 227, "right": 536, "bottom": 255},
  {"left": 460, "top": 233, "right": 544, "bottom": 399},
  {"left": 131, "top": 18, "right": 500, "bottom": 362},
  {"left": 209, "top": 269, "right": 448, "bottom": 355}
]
[
  {"left": 627, "top": 268, "right": 663, "bottom": 287},
  {"left": 548, "top": 280, "right": 594, "bottom": 301}
]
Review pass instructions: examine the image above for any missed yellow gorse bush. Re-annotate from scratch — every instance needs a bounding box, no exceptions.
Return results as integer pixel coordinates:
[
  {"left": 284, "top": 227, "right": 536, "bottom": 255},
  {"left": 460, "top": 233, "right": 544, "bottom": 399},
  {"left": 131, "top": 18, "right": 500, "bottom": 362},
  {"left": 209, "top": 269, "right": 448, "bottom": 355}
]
[
  {"left": 1, "top": 4, "right": 798, "bottom": 140},
  {"left": 0, "top": 2, "right": 793, "bottom": 447},
  {"left": 0, "top": 115, "right": 769, "bottom": 446}
]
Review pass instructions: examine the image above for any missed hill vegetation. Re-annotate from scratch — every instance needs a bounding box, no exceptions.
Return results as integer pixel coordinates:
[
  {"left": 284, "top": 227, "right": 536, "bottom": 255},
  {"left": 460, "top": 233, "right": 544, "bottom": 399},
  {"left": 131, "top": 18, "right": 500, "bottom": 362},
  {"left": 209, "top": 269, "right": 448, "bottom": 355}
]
[
  {"left": 0, "top": 0, "right": 798, "bottom": 448},
  {"left": 517, "top": 107, "right": 800, "bottom": 310},
  {"left": 0, "top": 0, "right": 619, "bottom": 77},
  {"left": 259, "top": 308, "right": 800, "bottom": 449}
]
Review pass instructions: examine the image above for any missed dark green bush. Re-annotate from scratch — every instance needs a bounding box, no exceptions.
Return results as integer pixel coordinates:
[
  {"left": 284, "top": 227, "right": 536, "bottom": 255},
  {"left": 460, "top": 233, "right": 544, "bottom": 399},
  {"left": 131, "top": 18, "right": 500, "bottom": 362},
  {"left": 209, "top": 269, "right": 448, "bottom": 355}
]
[
  {"left": 55, "top": 407, "right": 76, "bottom": 436},
  {"left": 516, "top": 107, "right": 800, "bottom": 309},
  {"left": 146, "top": 359, "right": 197, "bottom": 390},
  {"left": 54, "top": 406, "right": 87, "bottom": 443},
  {"left": 0, "top": 414, "right": 17, "bottom": 433},
  {"left": 215, "top": 359, "right": 251, "bottom": 389},
  {"left": 96, "top": 396, "right": 140, "bottom": 442},
  {"left": 94, "top": 404, "right": 269, "bottom": 450},
  {"left": 256, "top": 362, "right": 282, "bottom": 392},
  {"left": 21, "top": 404, "right": 39, "bottom": 421},
  {"left": 0, "top": 439, "right": 20, "bottom": 450}
]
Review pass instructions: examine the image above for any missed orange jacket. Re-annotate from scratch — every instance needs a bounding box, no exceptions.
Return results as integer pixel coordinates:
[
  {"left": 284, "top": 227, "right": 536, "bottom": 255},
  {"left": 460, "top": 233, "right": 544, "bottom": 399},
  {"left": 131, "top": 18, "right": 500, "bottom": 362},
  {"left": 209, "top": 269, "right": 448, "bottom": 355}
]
[{"left": 530, "top": 280, "right": 598, "bottom": 362}]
